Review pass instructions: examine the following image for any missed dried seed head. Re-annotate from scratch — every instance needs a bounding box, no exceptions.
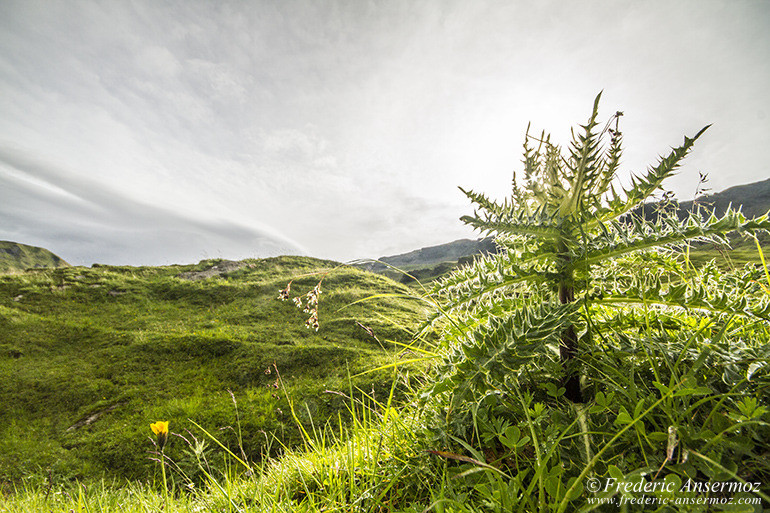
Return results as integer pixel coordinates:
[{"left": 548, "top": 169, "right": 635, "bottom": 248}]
[
  {"left": 305, "top": 311, "right": 319, "bottom": 331},
  {"left": 277, "top": 283, "right": 291, "bottom": 301}
]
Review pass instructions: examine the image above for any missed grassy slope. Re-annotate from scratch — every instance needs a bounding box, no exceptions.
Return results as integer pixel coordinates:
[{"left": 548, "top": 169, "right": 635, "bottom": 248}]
[
  {"left": 686, "top": 235, "right": 770, "bottom": 270},
  {"left": 0, "top": 256, "right": 426, "bottom": 484},
  {"left": 0, "top": 241, "right": 69, "bottom": 273}
]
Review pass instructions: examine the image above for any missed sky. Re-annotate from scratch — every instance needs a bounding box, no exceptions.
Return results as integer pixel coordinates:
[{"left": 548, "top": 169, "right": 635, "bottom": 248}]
[{"left": 1, "top": 0, "right": 768, "bottom": 266}]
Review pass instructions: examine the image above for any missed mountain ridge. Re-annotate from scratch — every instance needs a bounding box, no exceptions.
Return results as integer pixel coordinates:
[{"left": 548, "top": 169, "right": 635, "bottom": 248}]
[
  {"left": 675, "top": 177, "right": 770, "bottom": 218},
  {"left": 636, "top": 177, "right": 770, "bottom": 221},
  {"left": 0, "top": 240, "right": 69, "bottom": 273},
  {"left": 360, "top": 237, "right": 497, "bottom": 272}
]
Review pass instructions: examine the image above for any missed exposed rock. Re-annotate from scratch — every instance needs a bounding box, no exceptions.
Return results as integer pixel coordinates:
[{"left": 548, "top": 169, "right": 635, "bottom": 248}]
[
  {"left": 0, "top": 246, "right": 21, "bottom": 257},
  {"left": 66, "top": 403, "right": 123, "bottom": 431},
  {"left": 177, "top": 260, "right": 246, "bottom": 281}
]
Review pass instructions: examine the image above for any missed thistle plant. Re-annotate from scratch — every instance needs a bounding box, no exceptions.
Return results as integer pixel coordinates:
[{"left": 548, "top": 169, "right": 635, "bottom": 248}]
[{"left": 424, "top": 92, "right": 770, "bottom": 411}]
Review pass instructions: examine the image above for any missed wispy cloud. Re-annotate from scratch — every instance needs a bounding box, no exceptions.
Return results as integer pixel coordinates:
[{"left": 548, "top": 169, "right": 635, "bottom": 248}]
[{"left": 0, "top": 145, "right": 305, "bottom": 264}]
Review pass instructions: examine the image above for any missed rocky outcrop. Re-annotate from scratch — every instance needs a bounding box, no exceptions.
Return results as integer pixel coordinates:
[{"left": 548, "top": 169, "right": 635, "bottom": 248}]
[{"left": 177, "top": 260, "right": 247, "bottom": 280}]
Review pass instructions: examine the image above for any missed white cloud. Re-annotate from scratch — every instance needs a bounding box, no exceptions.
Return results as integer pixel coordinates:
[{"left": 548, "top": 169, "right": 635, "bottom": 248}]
[
  {"left": 0, "top": 146, "right": 305, "bottom": 265},
  {"left": 134, "top": 45, "right": 182, "bottom": 80},
  {"left": 262, "top": 127, "right": 328, "bottom": 162}
]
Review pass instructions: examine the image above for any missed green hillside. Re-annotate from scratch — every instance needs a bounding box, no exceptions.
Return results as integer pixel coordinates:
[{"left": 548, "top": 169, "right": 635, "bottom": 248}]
[
  {"left": 355, "top": 238, "right": 498, "bottom": 285},
  {"left": 0, "top": 256, "right": 426, "bottom": 484},
  {"left": 0, "top": 241, "right": 70, "bottom": 273}
]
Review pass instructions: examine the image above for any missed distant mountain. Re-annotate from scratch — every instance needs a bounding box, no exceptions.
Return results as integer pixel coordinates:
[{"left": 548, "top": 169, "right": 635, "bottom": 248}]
[
  {"left": 636, "top": 177, "right": 770, "bottom": 221},
  {"left": 679, "top": 177, "right": 770, "bottom": 218},
  {"left": 356, "top": 238, "right": 497, "bottom": 283},
  {"left": 360, "top": 237, "right": 497, "bottom": 272},
  {"left": 0, "top": 241, "right": 69, "bottom": 272}
]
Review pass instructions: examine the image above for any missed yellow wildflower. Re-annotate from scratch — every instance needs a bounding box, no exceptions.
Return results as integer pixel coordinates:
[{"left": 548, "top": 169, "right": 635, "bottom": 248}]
[{"left": 150, "top": 420, "right": 169, "bottom": 450}]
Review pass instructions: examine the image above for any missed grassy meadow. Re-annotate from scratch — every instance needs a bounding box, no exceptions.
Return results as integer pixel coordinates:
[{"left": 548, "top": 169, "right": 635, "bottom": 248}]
[{"left": 0, "top": 256, "right": 430, "bottom": 508}]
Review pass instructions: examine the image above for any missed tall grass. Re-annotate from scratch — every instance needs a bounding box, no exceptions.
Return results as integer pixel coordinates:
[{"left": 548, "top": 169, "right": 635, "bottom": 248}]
[{"left": 3, "top": 370, "right": 437, "bottom": 512}]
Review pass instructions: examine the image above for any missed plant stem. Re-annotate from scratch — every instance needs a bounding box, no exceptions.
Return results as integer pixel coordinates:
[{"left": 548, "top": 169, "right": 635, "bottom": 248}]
[
  {"left": 559, "top": 279, "right": 583, "bottom": 402},
  {"left": 160, "top": 448, "right": 168, "bottom": 511},
  {"left": 755, "top": 236, "right": 770, "bottom": 293}
]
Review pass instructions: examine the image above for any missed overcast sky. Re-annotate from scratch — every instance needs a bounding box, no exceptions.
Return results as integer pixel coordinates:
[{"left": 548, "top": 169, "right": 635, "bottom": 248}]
[{"left": 1, "top": 1, "right": 768, "bottom": 266}]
